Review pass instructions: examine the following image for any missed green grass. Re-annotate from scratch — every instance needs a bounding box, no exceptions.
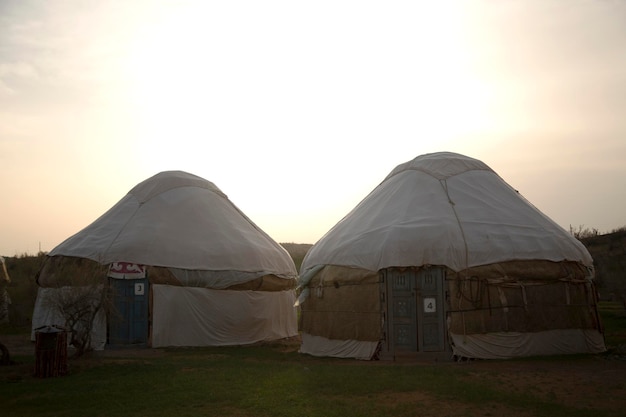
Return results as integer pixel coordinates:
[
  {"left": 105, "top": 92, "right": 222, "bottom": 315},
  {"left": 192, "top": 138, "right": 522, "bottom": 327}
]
[
  {"left": 1, "top": 277, "right": 624, "bottom": 416},
  {"left": 598, "top": 301, "right": 626, "bottom": 348},
  {"left": 1, "top": 343, "right": 621, "bottom": 417}
]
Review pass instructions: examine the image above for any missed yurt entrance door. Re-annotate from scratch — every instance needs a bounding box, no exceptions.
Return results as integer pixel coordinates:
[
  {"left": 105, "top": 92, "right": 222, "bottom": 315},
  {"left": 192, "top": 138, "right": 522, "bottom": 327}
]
[
  {"left": 383, "top": 267, "right": 446, "bottom": 357},
  {"left": 108, "top": 277, "right": 149, "bottom": 346}
]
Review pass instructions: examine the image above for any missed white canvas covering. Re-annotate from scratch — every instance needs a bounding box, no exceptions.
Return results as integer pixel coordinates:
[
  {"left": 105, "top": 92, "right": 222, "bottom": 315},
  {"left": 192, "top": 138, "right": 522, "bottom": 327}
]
[
  {"left": 35, "top": 171, "right": 298, "bottom": 348},
  {"left": 48, "top": 171, "right": 296, "bottom": 285},
  {"left": 152, "top": 285, "right": 297, "bottom": 347},
  {"left": 449, "top": 329, "right": 606, "bottom": 359},
  {"left": 298, "top": 152, "right": 604, "bottom": 360},
  {"left": 302, "top": 152, "right": 591, "bottom": 273},
  {"left": 299, "top": 333, "right": 378, "bottom": 360}
]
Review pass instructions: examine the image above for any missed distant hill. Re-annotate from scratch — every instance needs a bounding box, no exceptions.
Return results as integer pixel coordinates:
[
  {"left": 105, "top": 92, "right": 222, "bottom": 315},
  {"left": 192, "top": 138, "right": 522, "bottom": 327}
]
[{"left": 280, "top": 243, "right": 312, "bottom": 272}]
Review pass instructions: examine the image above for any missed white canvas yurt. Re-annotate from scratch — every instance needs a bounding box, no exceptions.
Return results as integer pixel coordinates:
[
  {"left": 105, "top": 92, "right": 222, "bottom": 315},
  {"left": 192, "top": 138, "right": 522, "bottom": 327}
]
[
  {"left": 297, "top": 152, "right": 605, "bottom": 360},
  {"left": 33, "top": 171, "right": 298, "bottom": 349}
]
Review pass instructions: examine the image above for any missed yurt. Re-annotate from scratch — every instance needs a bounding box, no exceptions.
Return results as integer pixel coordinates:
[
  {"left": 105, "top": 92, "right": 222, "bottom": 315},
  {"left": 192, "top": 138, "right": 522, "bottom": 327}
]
[
  {"left": 33, "top": 171, "right": 298, "bottom": 349},
  {"left": 297, "top": 152, "right": 605, "bottom": 360}
]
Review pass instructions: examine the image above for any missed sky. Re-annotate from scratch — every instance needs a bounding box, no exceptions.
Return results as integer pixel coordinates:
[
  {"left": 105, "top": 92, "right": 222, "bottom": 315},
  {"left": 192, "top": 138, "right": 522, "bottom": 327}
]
[{"left": 1, "top": 0, "right": 625, "bottom": 256}]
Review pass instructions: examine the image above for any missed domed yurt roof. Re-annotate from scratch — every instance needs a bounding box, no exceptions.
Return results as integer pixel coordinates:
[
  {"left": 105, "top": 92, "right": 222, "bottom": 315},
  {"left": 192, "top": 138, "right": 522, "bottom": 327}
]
[
  {"left": 46, "top": 170, "right": 296, "bottom": 285},
  {"left": 301, "top": 151, "right": 592, "bottom": 274}
]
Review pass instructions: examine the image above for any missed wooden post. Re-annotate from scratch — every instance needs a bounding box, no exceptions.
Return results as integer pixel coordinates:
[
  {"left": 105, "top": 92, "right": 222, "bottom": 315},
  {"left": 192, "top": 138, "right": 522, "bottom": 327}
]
[{"left": 34, "top": 328, "right": 68, "bottom": 378}]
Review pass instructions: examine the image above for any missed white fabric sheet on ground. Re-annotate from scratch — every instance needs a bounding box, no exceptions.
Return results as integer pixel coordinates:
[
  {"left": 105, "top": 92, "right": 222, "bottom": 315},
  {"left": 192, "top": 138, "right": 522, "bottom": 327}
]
[
  {"left": 151, "top": 285, "right": 298, "bottom": 347},
  {"left": 299, "top": 332, "right": 379, "bottom": 360},
  {"left": 450, "top": 329, "right": 606, "bottom": 359},
  {"left": 31, "top": 287, "right": 107, "bottom": 350}
]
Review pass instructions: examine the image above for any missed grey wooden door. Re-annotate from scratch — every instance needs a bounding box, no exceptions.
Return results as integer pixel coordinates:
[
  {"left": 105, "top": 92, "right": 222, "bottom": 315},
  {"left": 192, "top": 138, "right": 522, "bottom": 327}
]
[
  {"left": 389, "top": 269, "right": 417, "bottom": 351},
  {"left": 386, "top": 267, "right": 445, "bottom": 354},
  {"left": 416, "top": 268, "right": 445, "bottom": 351}
]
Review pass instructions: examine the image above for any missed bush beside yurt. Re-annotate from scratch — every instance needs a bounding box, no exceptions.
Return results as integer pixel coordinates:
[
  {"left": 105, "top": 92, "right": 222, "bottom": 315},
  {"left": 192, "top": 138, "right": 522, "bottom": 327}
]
[{"left": 297, "top": 152, "right": 605, "bottom": 360}]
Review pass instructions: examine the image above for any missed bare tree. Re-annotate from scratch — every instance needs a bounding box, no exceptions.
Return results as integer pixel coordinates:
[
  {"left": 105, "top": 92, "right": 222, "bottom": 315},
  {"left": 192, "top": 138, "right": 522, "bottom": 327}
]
[
  {"left": 569, "top": 224, "right": 599, "bottom": 240},
  {"left": 38, "top": 257, "right": 110, "bottom": 358},
  {"left": 44, "top": 284, "right": 110, "bottom": 357}
]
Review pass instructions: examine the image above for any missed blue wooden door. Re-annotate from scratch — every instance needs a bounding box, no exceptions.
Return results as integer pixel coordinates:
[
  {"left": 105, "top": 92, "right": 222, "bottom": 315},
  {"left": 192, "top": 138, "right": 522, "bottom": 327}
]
[{"left": 108, "top": 278, "right": 149, "bottom": 346}]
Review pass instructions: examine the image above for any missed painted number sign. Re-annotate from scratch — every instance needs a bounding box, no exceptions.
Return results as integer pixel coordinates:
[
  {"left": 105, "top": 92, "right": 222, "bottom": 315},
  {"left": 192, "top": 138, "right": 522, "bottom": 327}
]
[
  {"left": 423, "top": 297, "right": 436, "bottom": 313},
  {"left": 135, "top": 283, "right": 145, "bottom": 296}
]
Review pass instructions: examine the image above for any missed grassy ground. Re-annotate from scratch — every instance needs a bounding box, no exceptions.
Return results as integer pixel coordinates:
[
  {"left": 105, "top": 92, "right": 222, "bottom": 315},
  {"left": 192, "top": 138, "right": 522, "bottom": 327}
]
[
  {"left": 1, "top": 303, "right": 625, "bottom": 417},
  {"left": 599, "top": 301, "right": 626, "bottom": 348},
  {"left": 2, "top": 342, "right": 625, "bottom": 417}
]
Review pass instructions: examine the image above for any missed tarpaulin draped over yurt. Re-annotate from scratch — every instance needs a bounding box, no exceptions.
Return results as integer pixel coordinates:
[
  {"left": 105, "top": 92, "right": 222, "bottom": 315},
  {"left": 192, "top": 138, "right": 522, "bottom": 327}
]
[
  {"left": 297, "top": 152, "right": 605, "bottom": 360},
  {"left": 33, "top": 171, "right": 298, "bottom": 349}
]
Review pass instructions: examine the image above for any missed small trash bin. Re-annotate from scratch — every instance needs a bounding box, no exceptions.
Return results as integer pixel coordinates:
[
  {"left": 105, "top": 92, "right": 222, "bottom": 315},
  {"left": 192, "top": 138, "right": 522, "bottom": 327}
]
[{"left": 34, "top": 326, "right": 68, "bottom": 378}]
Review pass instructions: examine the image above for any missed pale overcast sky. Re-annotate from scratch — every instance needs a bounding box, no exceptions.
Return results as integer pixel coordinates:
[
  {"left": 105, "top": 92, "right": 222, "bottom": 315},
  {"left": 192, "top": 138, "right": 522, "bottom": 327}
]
[{"left": 1, "top": 0, "right": 625, "bottom": 256}]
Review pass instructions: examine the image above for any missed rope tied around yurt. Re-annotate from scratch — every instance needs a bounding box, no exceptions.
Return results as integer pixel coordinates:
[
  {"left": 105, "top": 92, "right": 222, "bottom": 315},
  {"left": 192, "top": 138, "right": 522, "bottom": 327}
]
[
  {"left": 439, "top": 179, "right": 470, "bottom": 278},
  {"left": 520, "top": 283, "right": 528, "bottom": 312},
  {"left": 439, "top": 176, "right": 475, "bottom": 329}
]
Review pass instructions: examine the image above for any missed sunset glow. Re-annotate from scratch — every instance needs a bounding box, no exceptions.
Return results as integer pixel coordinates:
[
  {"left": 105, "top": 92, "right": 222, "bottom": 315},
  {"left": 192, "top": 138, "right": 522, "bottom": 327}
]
[{"left": 1, "top": 0, "right": 625, "bottom": 255}]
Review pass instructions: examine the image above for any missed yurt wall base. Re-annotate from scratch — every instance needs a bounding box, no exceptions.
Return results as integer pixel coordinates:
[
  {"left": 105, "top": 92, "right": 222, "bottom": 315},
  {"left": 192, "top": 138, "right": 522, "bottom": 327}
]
[
  {"left": 299, "top": 333, "right": 379, "bottom": 360},
  {"left": 450, "top": 329, "right": 606, "bottom": 359}
]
